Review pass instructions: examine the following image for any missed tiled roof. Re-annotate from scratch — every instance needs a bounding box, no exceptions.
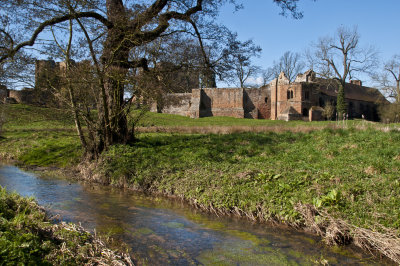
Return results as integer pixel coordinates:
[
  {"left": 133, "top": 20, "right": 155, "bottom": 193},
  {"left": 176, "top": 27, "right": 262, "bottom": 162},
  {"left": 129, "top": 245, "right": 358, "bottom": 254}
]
[{"left": 314, "top": 78, "right": 388, "bottom": 103}]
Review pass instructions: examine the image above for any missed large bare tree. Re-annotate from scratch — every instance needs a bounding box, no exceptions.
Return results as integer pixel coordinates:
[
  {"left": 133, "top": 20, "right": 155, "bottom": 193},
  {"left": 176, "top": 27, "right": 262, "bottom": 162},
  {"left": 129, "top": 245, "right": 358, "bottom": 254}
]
[
  {"left": 307, "top": 26, "right": 378, "bottom": 115},
  {"left": 221, "top": 32, "right": 262, "bottom": 88},
  {"left": 0, "top": 0, "right": 304, "bottom": 159},
  {"left": 264, "top": 50, "right": 304, "bottom": 83},
  {"left": 372, "top": 55, "right": 400, "bottom": 102}
]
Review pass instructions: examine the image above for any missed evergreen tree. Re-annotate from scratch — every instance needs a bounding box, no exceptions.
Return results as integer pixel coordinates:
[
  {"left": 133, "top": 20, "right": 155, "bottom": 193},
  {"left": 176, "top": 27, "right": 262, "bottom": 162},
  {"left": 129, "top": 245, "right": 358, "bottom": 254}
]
[{"left": 336, "top": 83, "right": 347, "bottom": 118}]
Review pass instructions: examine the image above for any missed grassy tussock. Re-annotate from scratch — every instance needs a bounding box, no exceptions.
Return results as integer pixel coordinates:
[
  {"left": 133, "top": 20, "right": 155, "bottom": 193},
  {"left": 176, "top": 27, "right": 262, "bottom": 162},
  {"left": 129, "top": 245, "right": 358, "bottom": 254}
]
[
  {"left": 296, "top": 203, "right": 400, "bottom": 264},
  {"left": 0, "top": 186, "right": 133, "bottom": 265}
]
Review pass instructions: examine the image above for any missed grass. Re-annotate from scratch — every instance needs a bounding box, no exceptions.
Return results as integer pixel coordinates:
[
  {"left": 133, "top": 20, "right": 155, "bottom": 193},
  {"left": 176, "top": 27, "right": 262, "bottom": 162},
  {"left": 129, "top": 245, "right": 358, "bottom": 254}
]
[
  {"left": 96, "top": 129, "right": 400, "bottom": 263},
  {"left": 135, "top": 109, "right": 340, "bottom": 129},
  {"left": 2, "top": 104, "right": 75, "bottom": 131},
  {"left": 0, "top": 186, "right": 133, "bottom": 265},
  {"left": 98, "top": 129, "right": 400, "bottom": 230},
  {"left": 2, "top": 104, "right": 400, "bottom": 263},
  {"left": 0, "top": 104, "right": 81, "bottom": 166}
]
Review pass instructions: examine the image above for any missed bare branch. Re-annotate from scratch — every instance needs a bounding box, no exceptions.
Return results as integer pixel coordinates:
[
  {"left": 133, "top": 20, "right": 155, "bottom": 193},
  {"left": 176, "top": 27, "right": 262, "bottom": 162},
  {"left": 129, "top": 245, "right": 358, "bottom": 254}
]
[{"left": 0, "top": 12, "right": 112, "bottom": 62}]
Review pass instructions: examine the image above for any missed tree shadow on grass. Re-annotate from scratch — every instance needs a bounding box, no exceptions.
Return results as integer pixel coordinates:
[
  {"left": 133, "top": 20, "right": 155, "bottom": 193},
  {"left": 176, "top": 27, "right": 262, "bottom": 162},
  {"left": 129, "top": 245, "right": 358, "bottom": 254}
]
[{"left": 133, "top": 132, "right": 287, "bottom": 164}]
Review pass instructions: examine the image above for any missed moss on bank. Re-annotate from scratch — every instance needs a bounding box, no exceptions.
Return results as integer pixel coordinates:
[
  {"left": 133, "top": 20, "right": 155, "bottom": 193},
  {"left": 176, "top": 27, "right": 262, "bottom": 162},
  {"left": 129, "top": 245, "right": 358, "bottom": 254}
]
[{"left": 0, "top": 186, "right": 133, "bottom": 265}]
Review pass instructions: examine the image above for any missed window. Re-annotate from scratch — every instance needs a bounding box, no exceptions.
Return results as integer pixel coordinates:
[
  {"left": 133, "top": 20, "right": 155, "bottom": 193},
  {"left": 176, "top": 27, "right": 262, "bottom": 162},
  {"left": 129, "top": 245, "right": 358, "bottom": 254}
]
[
  {"left": 264, "top": 97, "right": 268, "bottom": 103},
  {"left": 305, "top": 91, "right": 309, "bottom": 100},
  {"left": 319, "top": 97, "right": 325, "bottom": 107},
  {"left": 302, "top": 108, "right": 308, "bottom": 116},
  {"left": 287, "top": 90, "right": 294, "bottom": 100}
]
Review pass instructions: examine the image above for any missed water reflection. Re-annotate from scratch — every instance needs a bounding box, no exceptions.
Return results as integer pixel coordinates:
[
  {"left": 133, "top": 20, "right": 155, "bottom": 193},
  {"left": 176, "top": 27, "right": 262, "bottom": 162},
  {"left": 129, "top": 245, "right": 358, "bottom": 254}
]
[{"left": 0, "top": 165, "right": 387, "bottom": 265}]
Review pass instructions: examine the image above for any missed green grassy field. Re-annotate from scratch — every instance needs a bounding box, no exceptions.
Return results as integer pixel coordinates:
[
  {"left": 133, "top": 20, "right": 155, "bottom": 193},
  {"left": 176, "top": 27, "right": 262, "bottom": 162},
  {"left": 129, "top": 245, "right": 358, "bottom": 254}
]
[{"left": 1, "top": 104, "right": 400, "bottom": 262}]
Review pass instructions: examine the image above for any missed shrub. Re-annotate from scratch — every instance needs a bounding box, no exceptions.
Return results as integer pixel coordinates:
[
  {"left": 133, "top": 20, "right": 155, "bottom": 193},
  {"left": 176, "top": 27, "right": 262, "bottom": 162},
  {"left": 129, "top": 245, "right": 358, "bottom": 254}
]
[
  {"left": 378, "top": 102, "right": 400, "bottom": 123},
  {"left": 322, "top": 102, "right": 335, "bottom": 120}
]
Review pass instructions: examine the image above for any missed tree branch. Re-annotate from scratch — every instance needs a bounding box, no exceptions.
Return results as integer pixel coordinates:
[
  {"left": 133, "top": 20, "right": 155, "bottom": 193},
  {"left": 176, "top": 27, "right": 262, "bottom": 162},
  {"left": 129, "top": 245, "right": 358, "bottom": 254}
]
[
  {"left": 126, "top": 0, "right": 203, "bottom": 46},
  {"left": 121, "top": 58, "right": 149, "bottom": 71},
  {"left": 0, "top": 12, "right": 112, "bottom": 63}
]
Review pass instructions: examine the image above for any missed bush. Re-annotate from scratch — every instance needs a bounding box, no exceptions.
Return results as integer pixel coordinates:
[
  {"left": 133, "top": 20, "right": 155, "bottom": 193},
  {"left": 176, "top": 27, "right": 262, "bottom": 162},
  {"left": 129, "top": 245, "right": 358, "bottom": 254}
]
[
  {"left": 378, "top": 102, "right": 400, "bottom": 123},
  {"left": 322, "top": 102, "right": 335, "bottom": 120}
]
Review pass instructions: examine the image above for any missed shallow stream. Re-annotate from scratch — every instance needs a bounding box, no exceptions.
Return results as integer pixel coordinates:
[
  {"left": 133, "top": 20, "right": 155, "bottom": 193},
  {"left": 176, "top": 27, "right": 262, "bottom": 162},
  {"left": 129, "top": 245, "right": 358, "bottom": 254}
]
[{"left": 0, "top": 165, "right": 388, "bottom": 265}]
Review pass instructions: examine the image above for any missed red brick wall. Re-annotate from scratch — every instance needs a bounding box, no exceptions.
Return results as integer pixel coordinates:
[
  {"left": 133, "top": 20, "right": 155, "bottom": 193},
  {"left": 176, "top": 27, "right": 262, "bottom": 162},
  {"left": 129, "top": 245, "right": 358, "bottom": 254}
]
[
  {"left": 275, "top": 83, "right": 303, "bottom": 118},
  {"left": 200, "top": 88, "right": 244, "bottom": 118},
  {"left": 244, "top": 87, "right": 271, "bottom": 119}
]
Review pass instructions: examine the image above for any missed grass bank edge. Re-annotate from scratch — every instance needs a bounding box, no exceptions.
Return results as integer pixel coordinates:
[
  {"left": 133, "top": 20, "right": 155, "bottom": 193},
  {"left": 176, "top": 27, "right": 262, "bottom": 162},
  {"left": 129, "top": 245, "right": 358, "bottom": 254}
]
[
  {"left": 0, "top": 186, "right": 133, "bottom": 265},
  {"left": 86, "top": 129, "right": 400, "bottom": 264},
  {"left": 2, "top": 128, "right": 400, "bottom": 263}
]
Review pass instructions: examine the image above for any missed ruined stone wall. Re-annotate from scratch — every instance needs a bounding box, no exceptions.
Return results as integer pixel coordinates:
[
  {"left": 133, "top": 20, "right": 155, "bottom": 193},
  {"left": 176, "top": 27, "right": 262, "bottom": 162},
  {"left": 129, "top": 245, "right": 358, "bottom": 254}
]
[
  {"left": 200, "top": 88, "right": 244, "bottom": 118},
  {"left": 0, "top": 85, "right": 8, "bottom": 102},
  {"left": 271, "top": 73, "right": 325, "bottom": 121},
  {"left": 160, "top": 93, "right": 192, "bottom": 116},
  {"left": 188, "top": 89, "right": 201, "bottom": 118},
  {"left": 318, "top": 94, "right": 378, "bottom": 120},
  {"left": 300, "top": 83, "right": 320, "bottom": 117},
  {"left": 35, "top": 60, "right": 59, "bottom": 90},
  {"left": 274, "top": 83, "right": 303, "bottom": 119},
  {"left": 348, "top": 100, "right": 378, "bottom": 120},
  {"left": 271, "top": 72, "right": 291, "bottom": 120},
  {"left": 270, "top": 80, "right": 278, "bottom": 120},
  {"left": 8, "top": 89, "right": 37, "bottom": 104},
  {"left": 244, "top": 87, "right": 270, "bottom": 119},
  {"left": 309, "top": 106, "right": 324, "bottom": 121}
]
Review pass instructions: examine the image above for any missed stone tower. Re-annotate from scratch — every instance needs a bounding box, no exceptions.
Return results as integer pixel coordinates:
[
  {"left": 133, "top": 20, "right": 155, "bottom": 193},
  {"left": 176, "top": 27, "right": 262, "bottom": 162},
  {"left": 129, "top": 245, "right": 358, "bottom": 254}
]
[{"left": 35, "top": 60, "right": 59, "bottom": 90}]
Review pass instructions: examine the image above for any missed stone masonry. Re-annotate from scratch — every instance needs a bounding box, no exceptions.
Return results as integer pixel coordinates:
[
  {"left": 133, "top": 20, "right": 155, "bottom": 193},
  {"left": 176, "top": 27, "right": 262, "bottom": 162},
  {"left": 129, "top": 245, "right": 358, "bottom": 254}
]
[{"left": 154, "top": 70, "right": 388, "bottom": 121}]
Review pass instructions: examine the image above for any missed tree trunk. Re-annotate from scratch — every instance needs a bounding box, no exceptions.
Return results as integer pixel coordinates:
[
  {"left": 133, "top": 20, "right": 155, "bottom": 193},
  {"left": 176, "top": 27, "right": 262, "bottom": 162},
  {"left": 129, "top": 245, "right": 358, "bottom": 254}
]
[{"left": 100, "top": 0, "right": 132, "bottom": 149}]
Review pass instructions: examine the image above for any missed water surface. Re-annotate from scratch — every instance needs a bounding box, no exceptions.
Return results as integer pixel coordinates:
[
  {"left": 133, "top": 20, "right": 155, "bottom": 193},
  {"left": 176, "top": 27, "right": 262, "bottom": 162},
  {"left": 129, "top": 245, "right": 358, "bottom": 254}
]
[{"left": 0, "top": 165, "right": 387, "bottom": 265}]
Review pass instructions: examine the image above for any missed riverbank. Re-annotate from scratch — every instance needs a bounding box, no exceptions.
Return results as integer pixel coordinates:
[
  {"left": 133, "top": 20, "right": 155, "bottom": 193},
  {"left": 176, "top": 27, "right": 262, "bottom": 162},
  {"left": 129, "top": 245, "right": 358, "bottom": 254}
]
[
  {"left": 1, "top": 104, "right": 400, "bottom": 263},
  {"left": 0, "top": 185, "right": 133, "bottom": 265},
  {"left": 84, "top": 129, "right": 400, "bottom": 263}
]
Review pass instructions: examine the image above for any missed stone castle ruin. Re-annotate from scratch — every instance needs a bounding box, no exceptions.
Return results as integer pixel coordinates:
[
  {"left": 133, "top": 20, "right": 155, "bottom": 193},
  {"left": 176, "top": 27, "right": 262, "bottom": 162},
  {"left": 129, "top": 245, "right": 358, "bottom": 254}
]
[
  {"left": 0, "top": 59, "right": 63, "bottom": 105},
  {"left": 0, "top": 59, "right": 388, "bottom": 122},
  {"left": 153, "top": 70, "right": 388, "bottom": 121}
]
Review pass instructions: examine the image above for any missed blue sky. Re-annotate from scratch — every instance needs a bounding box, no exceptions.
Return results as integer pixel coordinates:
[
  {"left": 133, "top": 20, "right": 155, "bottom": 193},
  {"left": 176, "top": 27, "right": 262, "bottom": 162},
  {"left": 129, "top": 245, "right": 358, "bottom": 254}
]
[{"left": 217, "top": 0, "right": 400, "bottom": 86}]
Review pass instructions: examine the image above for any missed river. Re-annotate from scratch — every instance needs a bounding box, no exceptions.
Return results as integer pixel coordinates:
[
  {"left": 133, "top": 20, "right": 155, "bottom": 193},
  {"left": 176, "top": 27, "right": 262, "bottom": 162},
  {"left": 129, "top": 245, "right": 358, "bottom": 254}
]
[{"left": 0, "top": 165, "right": 388, "bottom": 265}]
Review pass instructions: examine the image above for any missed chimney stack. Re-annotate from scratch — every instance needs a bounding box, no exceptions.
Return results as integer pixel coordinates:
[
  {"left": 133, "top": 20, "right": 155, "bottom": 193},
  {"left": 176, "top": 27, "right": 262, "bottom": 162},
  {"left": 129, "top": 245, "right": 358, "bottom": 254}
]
[{"left": 350, "top": 80, "right": 362, "bottom": 86}]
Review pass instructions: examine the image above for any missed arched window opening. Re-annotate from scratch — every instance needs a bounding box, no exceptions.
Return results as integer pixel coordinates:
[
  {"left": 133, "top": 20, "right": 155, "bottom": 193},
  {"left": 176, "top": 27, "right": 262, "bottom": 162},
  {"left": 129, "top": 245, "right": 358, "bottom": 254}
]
[
  {"left": 290, "top": 90, "right": 294, "bottom": 99},
  {"left": 287, "top": 90, "right": 291, "bottom": 100},
  {"left": 264, "top": 97, "right": 268, "bottom": 103}
]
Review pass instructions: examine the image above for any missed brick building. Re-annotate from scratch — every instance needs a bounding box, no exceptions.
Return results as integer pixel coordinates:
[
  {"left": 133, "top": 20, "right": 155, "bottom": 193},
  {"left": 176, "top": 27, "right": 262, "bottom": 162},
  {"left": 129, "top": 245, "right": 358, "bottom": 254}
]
[{"left": 153, "top": 70, "right": 388, "bottom": 121}]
